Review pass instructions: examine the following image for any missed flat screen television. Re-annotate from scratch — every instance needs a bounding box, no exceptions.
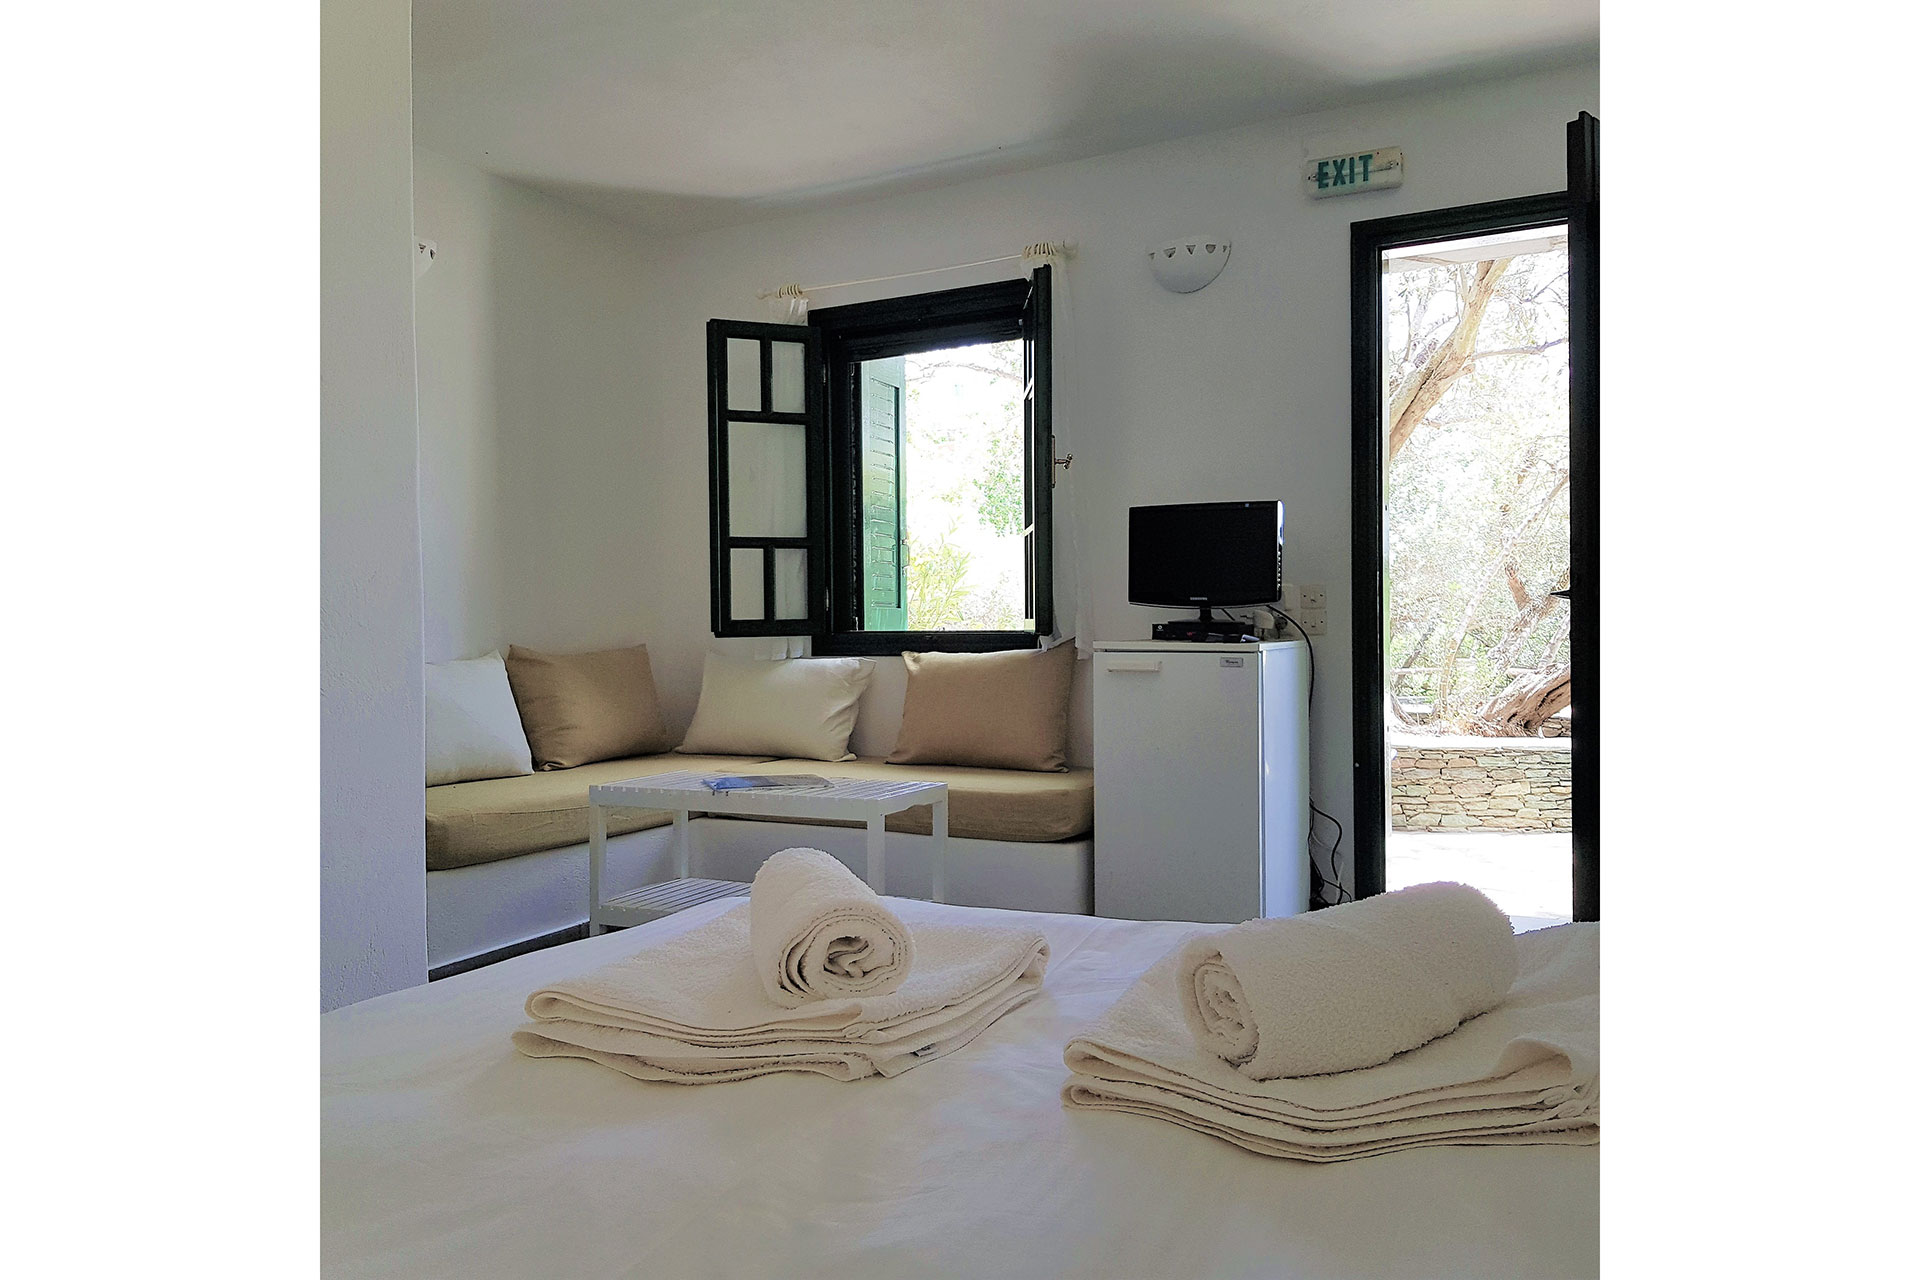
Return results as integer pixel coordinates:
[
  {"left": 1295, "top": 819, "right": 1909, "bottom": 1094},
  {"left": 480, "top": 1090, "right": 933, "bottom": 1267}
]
[{"left": 1128, "top": 500, "right": 1283, "bottom": 611}]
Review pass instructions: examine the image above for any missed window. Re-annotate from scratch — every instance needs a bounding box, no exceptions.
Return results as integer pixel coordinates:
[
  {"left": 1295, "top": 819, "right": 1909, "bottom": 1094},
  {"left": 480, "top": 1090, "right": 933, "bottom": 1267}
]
[{"left": 706, "top": 270, "right": 1053, "bottom": 653}]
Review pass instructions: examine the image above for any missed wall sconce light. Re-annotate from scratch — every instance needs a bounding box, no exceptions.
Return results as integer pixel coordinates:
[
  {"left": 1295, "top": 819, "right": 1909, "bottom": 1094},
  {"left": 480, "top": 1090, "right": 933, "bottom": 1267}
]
[{"left": 1148, "top": 236, "right": 1230, "bottom": 293}]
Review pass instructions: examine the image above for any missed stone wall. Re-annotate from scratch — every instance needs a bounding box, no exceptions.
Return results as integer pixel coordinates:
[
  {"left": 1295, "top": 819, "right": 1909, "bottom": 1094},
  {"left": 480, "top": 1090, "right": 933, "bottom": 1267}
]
[{"left": 1390, "top": 734, "right": 1572, "bottom": 831}]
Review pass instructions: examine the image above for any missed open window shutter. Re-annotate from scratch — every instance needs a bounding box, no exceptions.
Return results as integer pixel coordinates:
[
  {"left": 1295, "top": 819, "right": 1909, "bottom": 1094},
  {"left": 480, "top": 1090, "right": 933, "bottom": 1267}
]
[
  {"left": 1022, "top": 265, "right": 1055, "bottom": 634},
  {"left": 706, "top": 319, "right": 826, "bottom": 636},
  {"left": 859, "top": 356, "right": 908, "bottom": 631}
]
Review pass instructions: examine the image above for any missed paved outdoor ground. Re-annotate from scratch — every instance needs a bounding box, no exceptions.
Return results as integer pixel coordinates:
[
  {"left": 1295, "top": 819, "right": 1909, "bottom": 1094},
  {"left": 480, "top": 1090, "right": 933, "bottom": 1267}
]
[{"left": 1387, "top": 830, "right": 1572, "bottom": 931}]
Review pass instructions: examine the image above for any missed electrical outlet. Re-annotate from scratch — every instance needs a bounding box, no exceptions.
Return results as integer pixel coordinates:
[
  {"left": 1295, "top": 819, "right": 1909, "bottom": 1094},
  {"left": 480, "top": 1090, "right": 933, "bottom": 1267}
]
[
  {"left": 1279, "top": 608, "right": 1327, "bottom": 638},
  {"left": 1298, "top": 583, "right": 1327, "bottom": 611}
]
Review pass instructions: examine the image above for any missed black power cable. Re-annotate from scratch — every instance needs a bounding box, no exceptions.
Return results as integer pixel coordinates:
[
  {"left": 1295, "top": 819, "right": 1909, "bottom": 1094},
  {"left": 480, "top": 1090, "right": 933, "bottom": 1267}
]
[{"left": 1216, "top": 607, "right": 1353, "bottom": 907}]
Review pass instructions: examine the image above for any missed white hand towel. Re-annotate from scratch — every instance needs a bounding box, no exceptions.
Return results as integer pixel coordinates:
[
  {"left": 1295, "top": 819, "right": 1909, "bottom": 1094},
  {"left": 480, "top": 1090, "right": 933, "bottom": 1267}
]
[
  {"left": 749, "top": 847, "right": 915, "bottom": 1007},
  {"left": 1178, "top": 881, "right": 1518, "bottom": 1079},
  {"left": 1064, "top": 922, "right": 1596, "bottom": 1162}
]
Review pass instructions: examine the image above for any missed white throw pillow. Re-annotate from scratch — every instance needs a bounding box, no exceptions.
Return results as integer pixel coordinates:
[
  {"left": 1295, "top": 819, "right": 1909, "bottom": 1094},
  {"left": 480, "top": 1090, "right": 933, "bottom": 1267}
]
[
  {"left": 425, "top": 651, "right": 536, "bottom": 785},
  {"left": 676, "top": 654, "right": 875, "bottom": 762}
]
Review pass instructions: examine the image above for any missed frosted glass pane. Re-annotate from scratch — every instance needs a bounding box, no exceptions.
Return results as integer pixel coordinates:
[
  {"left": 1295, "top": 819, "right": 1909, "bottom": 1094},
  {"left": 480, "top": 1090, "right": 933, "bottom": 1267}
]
[
  {"left": 726, "top": 338, "right": 761, "bottom": 412},
  {"left": 770, "top": 341, "right": 805, "bottom": 414},
  {"left": 774, "top": 548, "right": 807, "bottom": 619},
  {"left": 727, "top": 421, "right": 806, "bottom": 538},
  {"left": 730, "top": 548, "right": 764, "bottom": 621}
]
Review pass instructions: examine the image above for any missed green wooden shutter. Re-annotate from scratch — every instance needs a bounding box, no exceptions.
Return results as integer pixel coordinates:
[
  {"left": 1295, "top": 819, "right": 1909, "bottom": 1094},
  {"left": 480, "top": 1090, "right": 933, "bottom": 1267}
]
[
  {"left": 706, "top": 319, "right": 826, "bottom": 636},
  {"left": 859, "top": 356, "right": 908, "bottom": 631}
]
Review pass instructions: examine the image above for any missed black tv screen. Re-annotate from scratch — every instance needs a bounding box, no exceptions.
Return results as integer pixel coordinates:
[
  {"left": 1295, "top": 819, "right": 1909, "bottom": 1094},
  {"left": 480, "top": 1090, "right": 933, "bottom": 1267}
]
[{"left": 1129, "top": 501, "right": 1282, "bottom": 608}]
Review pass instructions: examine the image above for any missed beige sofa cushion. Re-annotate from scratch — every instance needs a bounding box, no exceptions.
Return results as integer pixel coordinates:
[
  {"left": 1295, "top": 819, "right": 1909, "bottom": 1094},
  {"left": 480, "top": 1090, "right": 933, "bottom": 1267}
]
[
  {"left": 887, "top": 642, "right": 1076, "bottom": 772},
  {"left": 426, "top": 754, "right": 776, "bottom": 870},
  {"left": 505, "top": 644, "right": 677, "bottom": 770},
  {"left": 749, "top": 758, "right": 1093, "bottom": 843},
  {"left": 677, "top": 654, "right": 875, "bottom": 762}
]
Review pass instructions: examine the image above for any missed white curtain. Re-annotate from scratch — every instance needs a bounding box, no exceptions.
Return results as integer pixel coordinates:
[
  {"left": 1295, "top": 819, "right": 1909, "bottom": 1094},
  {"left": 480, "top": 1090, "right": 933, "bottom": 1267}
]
[{"left": 1025, "top": 245, "right": 1091, "bottom": 657}]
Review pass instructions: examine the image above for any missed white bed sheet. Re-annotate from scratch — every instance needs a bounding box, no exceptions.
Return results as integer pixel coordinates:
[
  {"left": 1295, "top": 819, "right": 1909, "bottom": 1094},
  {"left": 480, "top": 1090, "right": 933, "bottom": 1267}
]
[{"left": 322, "top": 899, "right": 1597, "bottom": 1279}]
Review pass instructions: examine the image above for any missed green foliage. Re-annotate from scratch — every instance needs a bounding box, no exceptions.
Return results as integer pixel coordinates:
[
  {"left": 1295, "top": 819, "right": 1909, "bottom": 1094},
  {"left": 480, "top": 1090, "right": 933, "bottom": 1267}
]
[
  {"left": 895, "top": 340, "right": 1028, "bottom": 630},
  {"left": 1386, "top": 248, "right": 1572, "bottom": 732},
  {"left": 904, "top": 524, "right": 974, "bottom": 630},
  {"left": 974, "top": 431, "right": 1025, "bottom": 536}
]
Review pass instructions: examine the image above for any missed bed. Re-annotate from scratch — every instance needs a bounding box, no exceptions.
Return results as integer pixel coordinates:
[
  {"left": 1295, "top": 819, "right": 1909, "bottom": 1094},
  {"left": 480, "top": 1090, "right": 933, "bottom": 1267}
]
[{"left": 321, "top": 898, "right": 1597, "bottom": 1278}]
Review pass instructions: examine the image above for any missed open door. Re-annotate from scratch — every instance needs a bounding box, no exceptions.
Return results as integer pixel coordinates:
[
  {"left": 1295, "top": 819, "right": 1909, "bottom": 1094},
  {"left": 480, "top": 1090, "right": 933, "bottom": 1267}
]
[
  {"left": 1567, "top": 111, "right": 1600, "bottom": 922},
  {"left": 1349, "top": 113, "right": 1597, "bottom": 919}
]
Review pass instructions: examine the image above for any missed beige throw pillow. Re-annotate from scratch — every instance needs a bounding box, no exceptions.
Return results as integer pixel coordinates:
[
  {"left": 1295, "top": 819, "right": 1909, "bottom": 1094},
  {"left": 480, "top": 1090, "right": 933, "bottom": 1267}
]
[
  {"left": 887, "top": 642, "right": 1076, "bottom": 772},
  {"left": 676, "top": 654, "right": 875, "bottom": 762},
  {"left": 504, "top": 643, "right": 676, "bottom": 770}
]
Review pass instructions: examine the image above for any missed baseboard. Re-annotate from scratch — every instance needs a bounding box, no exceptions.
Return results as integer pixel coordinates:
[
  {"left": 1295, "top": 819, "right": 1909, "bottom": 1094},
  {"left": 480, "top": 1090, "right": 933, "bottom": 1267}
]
[{"left": 428, "top": 923, "right": 589, "bottom": 981}]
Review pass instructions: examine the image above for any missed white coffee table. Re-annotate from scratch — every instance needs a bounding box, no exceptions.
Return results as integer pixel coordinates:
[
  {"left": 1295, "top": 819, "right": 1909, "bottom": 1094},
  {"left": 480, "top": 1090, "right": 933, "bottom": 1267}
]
[{"left": 586, "top": 770, "right": 950, "bottom": 931}]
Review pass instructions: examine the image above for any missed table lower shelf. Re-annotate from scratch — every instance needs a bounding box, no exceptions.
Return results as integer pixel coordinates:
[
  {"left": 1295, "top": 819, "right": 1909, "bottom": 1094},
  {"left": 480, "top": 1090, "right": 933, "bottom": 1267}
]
[{"left": 593, "top": 877, "right": 748, "bottom": 928}]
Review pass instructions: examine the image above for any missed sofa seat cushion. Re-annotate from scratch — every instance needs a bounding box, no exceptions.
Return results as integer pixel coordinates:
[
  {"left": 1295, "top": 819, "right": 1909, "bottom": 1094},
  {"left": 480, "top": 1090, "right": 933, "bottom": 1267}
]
[
  {"left": 426, "top": 754, "right": 777, "bottom": 870},
  {"left": 744, "top": 758, "right": 1093, "bottom": 843}
]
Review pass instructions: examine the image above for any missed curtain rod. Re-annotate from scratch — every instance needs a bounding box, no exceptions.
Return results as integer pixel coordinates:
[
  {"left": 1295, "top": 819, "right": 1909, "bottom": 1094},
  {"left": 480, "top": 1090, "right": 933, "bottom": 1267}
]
[{"left": 758, "top": 242, "right": 1071, "bottom": 300}]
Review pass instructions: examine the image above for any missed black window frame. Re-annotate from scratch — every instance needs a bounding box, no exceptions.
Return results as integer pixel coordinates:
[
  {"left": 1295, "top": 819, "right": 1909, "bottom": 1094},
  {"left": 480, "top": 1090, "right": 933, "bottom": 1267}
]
[
  {"left": 704, "top": 319, "right": 828, "bottom": 638},
  {"left": 808, "top": 273, "right": 1053, "bottom": 656}
]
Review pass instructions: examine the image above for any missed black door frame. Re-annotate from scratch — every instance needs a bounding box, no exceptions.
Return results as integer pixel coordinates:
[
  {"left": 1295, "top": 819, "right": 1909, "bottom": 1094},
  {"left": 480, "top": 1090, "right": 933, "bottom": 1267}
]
[
  {"left": 1349, "top": 191, "right": 1594, "bottom": 907},
  {"left": 1567, "top": 113, "right": 1600, "bottom": 923}
]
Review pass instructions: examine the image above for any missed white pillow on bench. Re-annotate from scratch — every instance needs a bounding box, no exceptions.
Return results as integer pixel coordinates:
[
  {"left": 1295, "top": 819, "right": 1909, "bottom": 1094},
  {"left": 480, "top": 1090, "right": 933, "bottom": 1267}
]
[
  {"left": 425, "top": 652, "right": 535, "bottom": 786},
  {"left": 676, "top": 654, "right": 874, "bottom": 763}
]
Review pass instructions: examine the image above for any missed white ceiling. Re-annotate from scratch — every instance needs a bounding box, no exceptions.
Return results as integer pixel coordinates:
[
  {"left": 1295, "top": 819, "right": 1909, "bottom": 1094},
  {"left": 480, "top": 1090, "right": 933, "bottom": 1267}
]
[{"left": 412, "top": 1, "right": 1597, "bottom": 234}]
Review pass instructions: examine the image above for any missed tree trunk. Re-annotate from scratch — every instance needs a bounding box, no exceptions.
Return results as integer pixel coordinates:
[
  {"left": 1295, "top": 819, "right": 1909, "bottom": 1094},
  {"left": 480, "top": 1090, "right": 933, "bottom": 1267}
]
[
  {"left": 1477, "top": 663, "right": 1571, "bottom": 736},
  {"left": 1480, "top": 567, "right": 1569, "bottom": 679},
  {"left": 1390, "top": 617, "right": 1441, "bottom": 695},
  {"left": 1428, "top": 470, "right": 1569, "bottom": 717},
  {"left": 1386, "top": 257, "right": 1513, "bottom": 462}
]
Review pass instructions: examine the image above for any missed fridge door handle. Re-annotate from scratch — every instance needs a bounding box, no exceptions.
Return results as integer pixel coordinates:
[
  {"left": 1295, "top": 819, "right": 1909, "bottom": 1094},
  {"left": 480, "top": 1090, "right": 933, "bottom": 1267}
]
[{"left": 1103, "top": 659, "right": 1163, "bottom": 673}]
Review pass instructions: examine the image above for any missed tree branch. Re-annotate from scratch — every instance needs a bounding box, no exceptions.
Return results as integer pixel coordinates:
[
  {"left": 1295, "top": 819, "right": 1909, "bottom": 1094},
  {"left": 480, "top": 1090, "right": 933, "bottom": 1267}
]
[
  {"left": 910, "top": 357, "right": 1019, "bottom": 382},
  {"left": 1386, "top": 257, "right": 1513, "bottom": 462},
  {"left": 1468, "top": 337, "right": 1568, "bottom": 361},
  {"left": 1504, "top": 561, "right": 1531, "bottom": 610}
]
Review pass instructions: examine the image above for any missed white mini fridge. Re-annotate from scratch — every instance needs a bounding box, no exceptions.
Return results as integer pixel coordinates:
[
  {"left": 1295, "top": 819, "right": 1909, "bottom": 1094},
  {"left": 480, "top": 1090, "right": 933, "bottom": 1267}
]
[{"left": 1091, "top": 640, "right": 1310, "bottom": 922}]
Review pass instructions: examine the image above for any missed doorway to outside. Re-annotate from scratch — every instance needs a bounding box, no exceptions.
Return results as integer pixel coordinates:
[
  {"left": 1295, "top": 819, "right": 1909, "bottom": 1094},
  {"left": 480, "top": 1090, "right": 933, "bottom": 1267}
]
[
  {"left": 1382, "top": 223, "right": 1571, "bottom": 929},
  {"left": 1350, "top": 185, "right": 1595, "bottom": 930},
  {"left": 1351, "top": 116, "right": 1600, "bottom": 924}
]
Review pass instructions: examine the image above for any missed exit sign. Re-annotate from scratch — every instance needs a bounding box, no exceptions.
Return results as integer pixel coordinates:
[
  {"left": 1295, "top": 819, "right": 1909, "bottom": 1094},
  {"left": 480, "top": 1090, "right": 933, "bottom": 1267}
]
[{"left": 1304, "top": 147, "right": 1403, "bottom": 198}]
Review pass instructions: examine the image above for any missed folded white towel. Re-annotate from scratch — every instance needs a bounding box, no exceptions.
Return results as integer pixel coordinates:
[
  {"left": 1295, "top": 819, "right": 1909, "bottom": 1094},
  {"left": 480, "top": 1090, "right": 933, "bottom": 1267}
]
[
  {"left": 1064, "top": 922, "right": 1597, "bottom": 1162},
  {"left": 513, "top": 903, "right": 1048, "bottom": 1084},
  {"left": 1179, "top": 881, "right": 1518, "bottom": 1079},
  {"left": 749, "top": 847, "right": 914, "bottom": 1007}
]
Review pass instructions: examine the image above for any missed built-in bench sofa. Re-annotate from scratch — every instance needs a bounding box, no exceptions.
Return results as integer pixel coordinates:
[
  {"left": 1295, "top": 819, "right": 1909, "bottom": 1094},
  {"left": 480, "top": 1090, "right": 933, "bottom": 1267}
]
[{"left": 426, "top": 753, "right": 1094, "bottom": 975}]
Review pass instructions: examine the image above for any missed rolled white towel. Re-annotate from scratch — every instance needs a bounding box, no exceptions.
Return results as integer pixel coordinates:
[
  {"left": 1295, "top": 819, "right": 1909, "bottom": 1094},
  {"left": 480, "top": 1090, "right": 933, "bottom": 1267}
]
[
  {"left": 750, "top": 848, "right": 914, "bottom": 1008},
  {"left": 1178, "top": 881, "right": 1518, "bottom": 1079}
]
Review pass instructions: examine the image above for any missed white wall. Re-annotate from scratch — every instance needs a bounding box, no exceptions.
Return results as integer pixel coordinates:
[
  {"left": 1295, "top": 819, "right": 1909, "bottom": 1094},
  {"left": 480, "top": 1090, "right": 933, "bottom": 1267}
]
[
  {"left": 412, "top": 147, "right": 664, "bottom": 664},
  {"left": 643, "top": 65, "right": 1596, "bottom": 884},
  {"left": 414, "top": 63, "right": 1597, "bottom": 892},
  {"left": 321, "top": 0, "right": 427, "bottom": 1010}
]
